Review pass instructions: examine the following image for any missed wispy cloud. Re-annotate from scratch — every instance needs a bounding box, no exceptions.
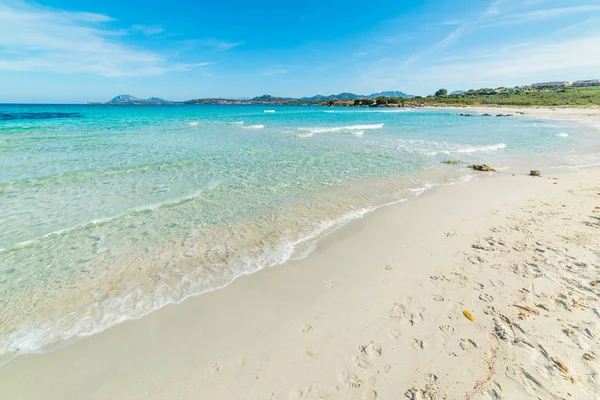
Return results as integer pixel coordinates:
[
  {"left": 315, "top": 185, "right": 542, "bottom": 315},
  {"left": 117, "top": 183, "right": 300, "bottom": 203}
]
[
  {"left": 482, "top": 5, "right": 600, "bottom": 27},
  {"left": 177, "top": 39, "right": 244, "bottom": 53},
  {"left": 0, "top": 0, "right": 210, "bottom": 77},
  {"left": 132, "top": 24, "right": 164, "bottom": 35},
  {"left": 405, "top": 36, "right": 600, "bottom": 89}
]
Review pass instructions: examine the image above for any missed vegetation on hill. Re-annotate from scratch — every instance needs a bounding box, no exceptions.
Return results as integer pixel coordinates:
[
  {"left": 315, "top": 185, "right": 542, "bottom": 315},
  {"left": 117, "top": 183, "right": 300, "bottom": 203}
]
[{"left": 322, "top": 86, "right": 600, "bottom": 108}]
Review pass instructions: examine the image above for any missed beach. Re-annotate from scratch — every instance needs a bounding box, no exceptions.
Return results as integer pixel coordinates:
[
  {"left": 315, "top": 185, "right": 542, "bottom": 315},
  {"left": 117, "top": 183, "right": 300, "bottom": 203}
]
[
  {"left": 1, "top": 166, "right": 599, "bottom": 399},
  {"left": 1, "top": 105, "right": 600, "bottom": 399},
  {"left": 440, "top": 106, "right": 600, "bottom": 123}
]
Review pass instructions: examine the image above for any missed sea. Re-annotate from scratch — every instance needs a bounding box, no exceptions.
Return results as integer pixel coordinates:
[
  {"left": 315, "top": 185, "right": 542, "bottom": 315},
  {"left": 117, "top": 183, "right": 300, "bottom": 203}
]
[{"left": 1, "top": 104, "right": 598, "bottom": 364}]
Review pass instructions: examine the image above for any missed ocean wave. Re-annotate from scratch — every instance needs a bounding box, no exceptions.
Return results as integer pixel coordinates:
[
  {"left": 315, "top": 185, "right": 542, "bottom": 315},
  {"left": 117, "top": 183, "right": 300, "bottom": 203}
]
[
  {"left": 395, "top": 139, "right": 507, "bottom": 156},
  {"left": 242, "top": 124, "right": 265, "bottom": 129},
  {"left": 230, "top": 121, "right": 244, "bottom": 125},
  {"left": 551, "top": 151, "right": 600, "bottom": 169},
  {"left": 187, "top": 122, "right": 200, "bottom": 126},
  {"left": 264, "top": 110, "right": 276, "bottom": 113},
  {"left": 297, "top": 123, "right": 384, "bottom": 137},
  {"left": 556, "top": 132, "right": 569, "bottom": 137},
  {"left": 322, "top": 109, "right": 412, "bottom": 114}
]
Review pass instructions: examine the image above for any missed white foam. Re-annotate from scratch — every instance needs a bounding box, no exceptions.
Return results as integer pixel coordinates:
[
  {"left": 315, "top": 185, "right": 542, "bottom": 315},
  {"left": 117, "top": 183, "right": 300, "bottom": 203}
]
[
  {"left": 556, "top": 132, "right": 569, "bottom": 137},
  {"left": 396, "top": 139, "right": 507, "bottom": 156},
  {"left": 242, "top": 124, "right": 265, "bottom": 129},
  {"left": 230, "top": 121, "right": 244, "bottom": 125},
  {"left": 264, "top": 110, "right": 276, "bottom": 113},
  {"left": 299, "top": 123, "right": 384, "bottom": 135},
  {"left": 187, "top": 122, "right": 199, "bottom": 126},
  {"left": 352, "top": 131, "right": 364, "bottom": 137},
  {"left": 451, "top": 143, "right": 507, "bottom": 154}
]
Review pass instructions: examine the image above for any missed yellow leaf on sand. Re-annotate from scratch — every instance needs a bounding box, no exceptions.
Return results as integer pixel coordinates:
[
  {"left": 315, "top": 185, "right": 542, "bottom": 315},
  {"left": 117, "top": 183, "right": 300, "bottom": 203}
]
[{"left": 463, "top": 310, "right": 475, "bottom": 321}]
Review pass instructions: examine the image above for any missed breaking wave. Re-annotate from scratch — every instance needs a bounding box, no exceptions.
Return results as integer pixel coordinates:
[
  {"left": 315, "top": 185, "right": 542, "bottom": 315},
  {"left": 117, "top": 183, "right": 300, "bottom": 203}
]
[
  {"left": 297, "top": 123, "right": 384, "bottom": 137},
  {"left": 395, "top": 139, "right": 507, "bottom": 156}
]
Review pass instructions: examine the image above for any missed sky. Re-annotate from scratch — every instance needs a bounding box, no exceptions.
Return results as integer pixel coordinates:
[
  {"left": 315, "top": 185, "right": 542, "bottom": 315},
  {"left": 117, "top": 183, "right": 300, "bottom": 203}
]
[{"left": 1, "top": 0, "right": 600, "bottom": 103}]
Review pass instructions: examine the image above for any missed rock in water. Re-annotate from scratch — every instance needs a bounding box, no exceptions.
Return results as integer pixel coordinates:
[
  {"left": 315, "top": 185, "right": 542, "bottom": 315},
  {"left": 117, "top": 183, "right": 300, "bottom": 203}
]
[
  {"left": 530, "top": 170, "right": 541, "bottom": 177},
  {"left": 470, "top": 164, "right": 496, "bottom": 172}
]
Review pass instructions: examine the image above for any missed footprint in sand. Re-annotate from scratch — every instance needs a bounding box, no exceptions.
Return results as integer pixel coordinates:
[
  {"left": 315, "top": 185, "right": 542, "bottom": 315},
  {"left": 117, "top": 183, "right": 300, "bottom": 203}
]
[
  {"left": 490, "top": 279, "right": 505, "bottom": 287},
  {"left": 439, "top": 325, "right": 455, "bottom": 334},
  {"left": 362, "top": 389, "right": 377, "bottom": 400},
  {"left": 287, "top": 389, "right": 303, "bottom": 400},
  {"left": 358, "top": 342, "right": 383, "bottom": 358},
  {"left": 326, "top": 281, "right": 335, "bottom": 289},
  {"left": 339, "top": 371, "right": 362, "bottom": 389},
  {"left": 479, "top": 293, "right": 494, "bottom": 303},
  {"left": 389, "top": 299, "right": 424, "bottom": 325},
  {"left": 353, "top": 356, "right": 372, "bottom": 370},
  {"left": 459, "top": 338, "right": 478, "bottom": 351},
  {"left": 467, "top": 254, "right": 486, "bottom": 265},
  {"left": 411, "top": 338, "right": 427, "bottom": 350},
  {"left": 432, "top": 294, "right": 444, "bottom": 302},
  {"left": 301, "top": 325, "right": 313, "bottom": 334},
  {"left": 388, "top": 329, "right": 401, "bottom": 339}
]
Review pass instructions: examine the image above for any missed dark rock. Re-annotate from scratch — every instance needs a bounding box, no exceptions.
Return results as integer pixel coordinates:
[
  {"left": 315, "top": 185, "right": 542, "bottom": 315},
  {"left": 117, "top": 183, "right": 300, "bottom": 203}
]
[
  {"left": 470, "top": 164, "right": 496, "bottom": 172},
  {"left": 530, "top": 170, "right": 541, "bottom": 177}
]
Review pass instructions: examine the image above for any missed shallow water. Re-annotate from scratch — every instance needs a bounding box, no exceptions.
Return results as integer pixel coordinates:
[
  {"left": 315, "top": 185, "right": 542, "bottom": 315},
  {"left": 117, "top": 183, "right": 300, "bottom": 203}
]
[{"left": 0, "top": 104, "right": 597, "bottom": 363}]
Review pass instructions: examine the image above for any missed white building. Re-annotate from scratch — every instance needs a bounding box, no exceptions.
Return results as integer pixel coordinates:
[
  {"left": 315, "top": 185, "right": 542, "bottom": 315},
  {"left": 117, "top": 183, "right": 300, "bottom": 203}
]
[
  {"left": 572, "top": 79, "right": 600, "bottom": 87},
  {"left": 531, "top": 81, "right": 570, "bottom": 89}
]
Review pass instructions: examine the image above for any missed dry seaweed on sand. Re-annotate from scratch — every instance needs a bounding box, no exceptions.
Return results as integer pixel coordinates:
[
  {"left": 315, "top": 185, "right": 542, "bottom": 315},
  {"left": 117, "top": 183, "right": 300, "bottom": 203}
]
[{"left": 513, "top": 304, "right": 540, "bottom": 315}]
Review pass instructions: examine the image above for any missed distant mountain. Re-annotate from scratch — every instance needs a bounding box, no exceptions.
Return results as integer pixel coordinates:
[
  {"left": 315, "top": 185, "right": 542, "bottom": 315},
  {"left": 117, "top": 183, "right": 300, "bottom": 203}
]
[
  {"left": 108, "top": 95, "right": 172, "bottom": 104},
  {"left": 101, "top": 90, "right": 415, "bottom": 105},
  {"left": 301, "top": 93, "right": 361, "bottom": 101},
  {"left": 109, "top": 94, "right": 140, "bottom": 103},
  {"left": 367, "top": 91, "right": 414, "bottom": 99},
  {"left": 301, "top": 91, "right": 414, "bottom": 102}
]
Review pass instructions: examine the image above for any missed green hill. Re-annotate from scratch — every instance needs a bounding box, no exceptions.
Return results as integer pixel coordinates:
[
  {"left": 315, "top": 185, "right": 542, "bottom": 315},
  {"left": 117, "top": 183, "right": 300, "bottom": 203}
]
[{"left": 322, "top": 86, "right": 600, "bottom": 107}]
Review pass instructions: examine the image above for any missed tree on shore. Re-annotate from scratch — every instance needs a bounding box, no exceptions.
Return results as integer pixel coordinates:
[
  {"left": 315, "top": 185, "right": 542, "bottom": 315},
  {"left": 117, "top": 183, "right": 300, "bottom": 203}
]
[{"left": 435, "top": 88, "right": 448, "bottom": 97}]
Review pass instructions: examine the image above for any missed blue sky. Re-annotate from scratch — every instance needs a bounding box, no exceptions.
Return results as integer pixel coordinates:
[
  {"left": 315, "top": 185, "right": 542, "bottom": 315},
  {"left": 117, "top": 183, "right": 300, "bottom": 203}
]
[{"left": 1, "top": 0, "right": 600, "bottom": 103}]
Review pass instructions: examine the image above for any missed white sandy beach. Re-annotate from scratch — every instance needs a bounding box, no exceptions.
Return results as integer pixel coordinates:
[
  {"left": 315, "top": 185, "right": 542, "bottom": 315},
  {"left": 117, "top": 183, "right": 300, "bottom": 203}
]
[
  {"left": 441, "top": 106, "right": 600, "bottom": 123},
  {"left": 1, "top": 163, "right": 599, "bottom": 399}
]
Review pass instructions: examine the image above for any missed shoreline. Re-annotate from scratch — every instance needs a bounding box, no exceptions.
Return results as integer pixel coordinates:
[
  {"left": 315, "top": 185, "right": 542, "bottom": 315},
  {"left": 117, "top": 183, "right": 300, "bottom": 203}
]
[
  {"left": 1, "top": 167, "right": 599, "bottom": 399},
  {"left": 436, "top": 105, "right": 600, "bottom": 123}
]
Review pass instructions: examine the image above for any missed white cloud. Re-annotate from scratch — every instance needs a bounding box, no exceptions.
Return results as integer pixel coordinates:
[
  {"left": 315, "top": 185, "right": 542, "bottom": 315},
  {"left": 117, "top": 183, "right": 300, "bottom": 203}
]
[
  {"left": 132, "top": 24, "right": 164, "bottom": 35},
  {"left": 404, "top": 36, "right": 600, "bottom": 89},
  {"left": 0, "top": 0, "right": 209, "bottom": 77},
  {"left": 482, "top": 5, "right": 600, "bottom": 27}
]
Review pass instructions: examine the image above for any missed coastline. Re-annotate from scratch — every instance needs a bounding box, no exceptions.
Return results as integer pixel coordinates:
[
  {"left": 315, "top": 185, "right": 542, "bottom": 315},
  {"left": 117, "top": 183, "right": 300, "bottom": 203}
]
[
  {"left": 434, "top": 105, "right": 600, "bottom": 122},
  {"left": 1, "top": 167, "right": 599, "bottom": 399}
]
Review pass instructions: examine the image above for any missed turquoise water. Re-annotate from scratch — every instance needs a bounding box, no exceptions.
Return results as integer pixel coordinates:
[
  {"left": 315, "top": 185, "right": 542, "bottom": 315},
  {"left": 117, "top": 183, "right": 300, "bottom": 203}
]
[{"left": 0, "top": 104, "right": 597, "bottom": 362}]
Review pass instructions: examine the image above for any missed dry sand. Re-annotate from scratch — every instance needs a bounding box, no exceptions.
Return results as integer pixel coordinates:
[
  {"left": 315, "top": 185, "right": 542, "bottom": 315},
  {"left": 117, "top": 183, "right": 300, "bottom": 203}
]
[
  {"left": 1, "top": 167, "right": 599, "bottom": 400},
  {"left": 441, "top": 106, "right": 600, "bottom": 123}
]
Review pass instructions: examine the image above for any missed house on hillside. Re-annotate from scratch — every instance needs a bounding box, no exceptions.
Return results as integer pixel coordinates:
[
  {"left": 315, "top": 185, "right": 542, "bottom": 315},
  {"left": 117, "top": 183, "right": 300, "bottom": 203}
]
[
  {"left": 572, "top": 79, "right": 600, "bottom": 87},
  {"left": 531, "top": 81, "right": 570, "bottom": 89}
]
